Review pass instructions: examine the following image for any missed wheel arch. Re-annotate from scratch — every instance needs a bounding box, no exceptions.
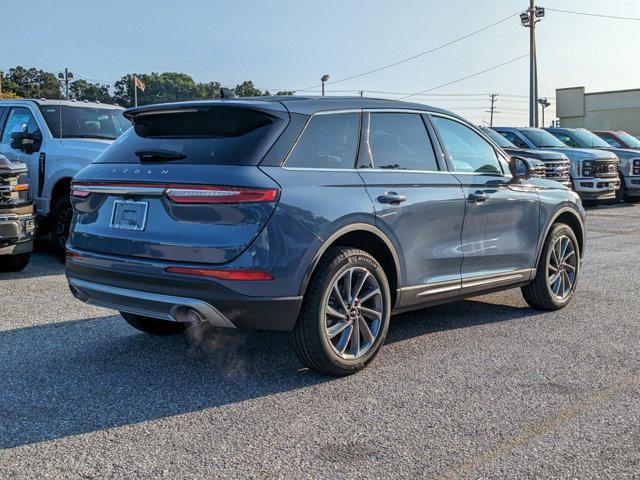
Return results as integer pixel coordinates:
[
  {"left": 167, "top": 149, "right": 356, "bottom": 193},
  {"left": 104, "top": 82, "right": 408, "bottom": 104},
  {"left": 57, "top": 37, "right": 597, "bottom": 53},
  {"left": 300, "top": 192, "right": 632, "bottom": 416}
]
[
  {"left": 537, "top": 207, "right": 585, "bottom": 264},
  {"left": 299, "top": 224, "right": 402, "bottom": 308},
  {"left": 50, "top": 177, "right": 73, "bottom": 211}
]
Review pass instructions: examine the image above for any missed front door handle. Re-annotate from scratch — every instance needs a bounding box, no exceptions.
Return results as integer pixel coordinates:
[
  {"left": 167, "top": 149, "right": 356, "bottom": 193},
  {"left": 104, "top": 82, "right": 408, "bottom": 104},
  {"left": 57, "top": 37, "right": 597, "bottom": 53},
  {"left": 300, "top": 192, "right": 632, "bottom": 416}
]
[
  {"left": 468, "top": 190, "right": 490, "bottom": 202},
  {"left": 377, "top": 192, "right": 407, "bottom": 205}
]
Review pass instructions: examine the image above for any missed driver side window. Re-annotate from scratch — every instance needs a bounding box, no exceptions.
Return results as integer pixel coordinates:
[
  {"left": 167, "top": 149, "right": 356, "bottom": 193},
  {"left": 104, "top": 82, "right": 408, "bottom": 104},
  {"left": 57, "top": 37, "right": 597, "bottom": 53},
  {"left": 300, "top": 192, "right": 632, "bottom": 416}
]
[
  {"left": 432, "top": 116, "right": 502, "bottom": 175},
  {"left": 1, "top": 107, "right": 40, "bottom": 144}
]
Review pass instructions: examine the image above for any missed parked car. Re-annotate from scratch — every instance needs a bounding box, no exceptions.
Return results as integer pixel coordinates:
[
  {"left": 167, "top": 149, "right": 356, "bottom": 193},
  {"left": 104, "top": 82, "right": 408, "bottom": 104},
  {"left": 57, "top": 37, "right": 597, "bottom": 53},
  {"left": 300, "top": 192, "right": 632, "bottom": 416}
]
[
  {"left": 0, "top": 99, "right": 130, "bottom": 256},
  {"left": 66, "top": 97, "right": 586, "bottom": 376},
  {"left": 0, "top": 154, "right": 35, "bottom": 271},
  {"left": 480, "top": 127, "right": 571, "bottom": 187},
  {"left": 493, "top": 127, "right": 619, "bottom": 206},
  {"left": 592, "top": 130, "right": 640, "bottom": 150},
  {"left": 547, "top": 127, "right": 640, "bottom": 203}
]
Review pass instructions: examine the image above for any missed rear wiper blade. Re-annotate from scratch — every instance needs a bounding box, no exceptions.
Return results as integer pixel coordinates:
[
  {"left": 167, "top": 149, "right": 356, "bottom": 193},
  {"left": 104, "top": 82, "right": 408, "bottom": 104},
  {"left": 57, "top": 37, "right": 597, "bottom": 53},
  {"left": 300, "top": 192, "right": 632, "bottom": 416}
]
[{"left": 135, "top": 149, "right": 186, "bottom": 162}]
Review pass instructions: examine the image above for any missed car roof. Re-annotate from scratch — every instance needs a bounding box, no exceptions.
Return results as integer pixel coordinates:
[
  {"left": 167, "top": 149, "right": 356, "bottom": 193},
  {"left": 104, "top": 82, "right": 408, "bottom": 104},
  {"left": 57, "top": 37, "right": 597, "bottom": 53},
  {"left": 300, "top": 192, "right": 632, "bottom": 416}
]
[
  {"left": 0, "top": 99, "right": 123, "bottom": 110},
  {"left": 124, "top": 96, "right": 464, "bottom": 119}
]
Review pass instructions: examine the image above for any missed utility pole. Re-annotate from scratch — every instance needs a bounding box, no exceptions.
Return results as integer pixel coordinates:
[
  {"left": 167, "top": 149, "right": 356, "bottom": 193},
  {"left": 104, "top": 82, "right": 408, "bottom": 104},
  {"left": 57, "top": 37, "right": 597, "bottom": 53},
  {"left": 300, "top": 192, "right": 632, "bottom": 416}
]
[
  {"left": 57, "top": 68, "right": 74, "bottom": 100},
  {"left": 487, "top": 93, "right": 499, "bottom": 127},
  {"left": 538, "top": 97, "right": 551, "bottom": 127},
  {"left": 520, "top": 2, "right": 544, "bottom": 127},
  {"left": 0, "top": 71, "right": 3, "bottom": 95}
]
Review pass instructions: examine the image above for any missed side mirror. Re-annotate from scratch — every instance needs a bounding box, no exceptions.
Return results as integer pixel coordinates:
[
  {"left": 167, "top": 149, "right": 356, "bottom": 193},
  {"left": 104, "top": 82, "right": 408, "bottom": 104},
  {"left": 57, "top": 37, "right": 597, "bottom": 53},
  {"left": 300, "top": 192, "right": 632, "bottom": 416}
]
[
  {"left": 509, "top": 156, "right": 541, "bottom": 180},
  {"left": 10, "top": 129, "right": 42, "bottom": 154}
]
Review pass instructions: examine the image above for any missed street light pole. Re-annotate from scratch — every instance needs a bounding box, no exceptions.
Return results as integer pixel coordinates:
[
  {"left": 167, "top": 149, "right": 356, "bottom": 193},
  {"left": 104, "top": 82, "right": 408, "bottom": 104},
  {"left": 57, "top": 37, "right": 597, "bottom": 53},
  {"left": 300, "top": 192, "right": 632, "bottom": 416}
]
[
  {"left": 321, "top": 74, "right": 330, "bottom": 96},
  {"left": 538, "top": 97, "right": 551, "bottom": 127},
  {"left": 521, "top": 2, "right": 544, "bottom": 127},
  {"left": 57, "top": 68, "right": 74, "bottom": 100}
]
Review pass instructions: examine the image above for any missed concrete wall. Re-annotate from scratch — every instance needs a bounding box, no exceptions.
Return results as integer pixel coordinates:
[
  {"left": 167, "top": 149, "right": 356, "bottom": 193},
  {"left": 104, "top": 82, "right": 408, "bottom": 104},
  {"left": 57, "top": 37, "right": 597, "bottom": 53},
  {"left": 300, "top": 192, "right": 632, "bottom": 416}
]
[{"left": 556, "top": 87, "right": 640, "bottom": 137}]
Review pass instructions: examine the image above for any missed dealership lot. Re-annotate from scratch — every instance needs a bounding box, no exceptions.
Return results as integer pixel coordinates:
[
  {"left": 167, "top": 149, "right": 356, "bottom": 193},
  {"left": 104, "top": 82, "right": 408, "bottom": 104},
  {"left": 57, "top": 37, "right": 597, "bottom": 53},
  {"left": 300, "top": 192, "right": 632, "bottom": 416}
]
[{"left": 1, "top": 205, "right": 639, "bottom": 478}]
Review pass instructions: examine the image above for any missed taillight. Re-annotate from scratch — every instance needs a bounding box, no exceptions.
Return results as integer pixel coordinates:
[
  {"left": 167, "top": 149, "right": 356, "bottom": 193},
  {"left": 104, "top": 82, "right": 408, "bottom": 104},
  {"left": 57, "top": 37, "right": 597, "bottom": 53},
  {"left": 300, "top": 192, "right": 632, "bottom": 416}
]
[
  {"left": 71, "top": 187, "right": 91, "bottom": 198},
  {"left": 165, "top": 266, "right": 274, "bottom": 281},
  {"left": 164, "top": 185, "right": 279, "bottom": 204}
]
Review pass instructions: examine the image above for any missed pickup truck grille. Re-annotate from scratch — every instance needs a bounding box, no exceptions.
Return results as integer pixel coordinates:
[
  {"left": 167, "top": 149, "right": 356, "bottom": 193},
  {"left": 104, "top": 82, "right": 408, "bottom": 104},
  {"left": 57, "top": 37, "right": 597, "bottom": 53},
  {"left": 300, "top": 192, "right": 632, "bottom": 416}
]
[
  {"left": 545, "top": 160, "right": 571, "bottom": 182},
  {"left": 593, "top": 160, "right": 618, "bottom": 178},
  {"left": 0, "top": 176, "right": 16, "bottom": 205}
]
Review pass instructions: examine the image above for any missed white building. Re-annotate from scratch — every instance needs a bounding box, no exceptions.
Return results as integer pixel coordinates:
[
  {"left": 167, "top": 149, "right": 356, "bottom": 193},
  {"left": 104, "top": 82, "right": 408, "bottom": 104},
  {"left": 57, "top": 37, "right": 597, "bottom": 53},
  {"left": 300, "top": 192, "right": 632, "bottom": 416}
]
[{"left": 556, "top": 86, "right": 640, "bottom": 137}]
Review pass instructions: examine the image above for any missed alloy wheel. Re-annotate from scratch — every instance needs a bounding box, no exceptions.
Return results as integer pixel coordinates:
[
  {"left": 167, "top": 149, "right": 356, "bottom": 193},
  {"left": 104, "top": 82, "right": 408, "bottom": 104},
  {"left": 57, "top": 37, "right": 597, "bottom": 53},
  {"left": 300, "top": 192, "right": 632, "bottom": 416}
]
[
  {"left": 547, "top": 235, "right": 577, "bottom": 300},
  {"left": 323, "top": 266, "right": 383, "bottom": 360}
]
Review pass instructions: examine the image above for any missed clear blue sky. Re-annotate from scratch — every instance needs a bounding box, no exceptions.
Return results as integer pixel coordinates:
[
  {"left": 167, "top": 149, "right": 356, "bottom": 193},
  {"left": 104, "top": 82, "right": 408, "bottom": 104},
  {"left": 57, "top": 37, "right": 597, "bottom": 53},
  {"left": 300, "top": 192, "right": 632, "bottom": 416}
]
[{"left": 3, "top": 0, "right": 639, "bottom": 125}]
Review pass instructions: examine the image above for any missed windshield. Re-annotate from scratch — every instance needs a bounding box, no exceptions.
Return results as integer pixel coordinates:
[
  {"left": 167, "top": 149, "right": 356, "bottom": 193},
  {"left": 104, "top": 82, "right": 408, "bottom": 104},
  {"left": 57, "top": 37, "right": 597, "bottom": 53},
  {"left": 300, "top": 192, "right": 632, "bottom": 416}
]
[
  {"left": 482, "top": 128, "right": 515, "bottom": 148},
  {"left": 616, "top": 131, "right": 640, "bottom": 149},
  {"left": 519, "top": 129, "right": 566, "bottom": 148},
  {"left": 39, "top": 105, "right": 130, "bottom": 140},
  {"left": 568, "top": 130, "right": 611, "bottom": 148}
]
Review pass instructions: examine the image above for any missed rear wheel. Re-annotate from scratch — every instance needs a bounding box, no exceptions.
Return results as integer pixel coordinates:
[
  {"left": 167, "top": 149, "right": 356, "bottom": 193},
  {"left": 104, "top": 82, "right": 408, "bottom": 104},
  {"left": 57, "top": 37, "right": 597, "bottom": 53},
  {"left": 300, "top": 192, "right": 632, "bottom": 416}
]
[
  {"left": 292, "top": 247, "right": 391, "bottom": 376},
  {"left": 0, "top": 253, "right": 31, "bottom": 272},
  {"left": 121, "top": 312, "right": 190, "bottom": 336},
  {"left": 522, "top": 223, "right": 579, "bottom": 311},
  {"left": 51, "top": 194, "right": 73, "bottom": 260}
]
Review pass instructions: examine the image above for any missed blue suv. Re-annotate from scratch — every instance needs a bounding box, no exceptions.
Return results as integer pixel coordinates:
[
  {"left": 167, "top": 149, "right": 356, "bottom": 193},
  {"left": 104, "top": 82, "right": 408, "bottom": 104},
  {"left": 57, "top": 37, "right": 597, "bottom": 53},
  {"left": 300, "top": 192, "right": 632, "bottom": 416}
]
[{"left": 66, "top": 97, "right": 586, "bottom": 376}]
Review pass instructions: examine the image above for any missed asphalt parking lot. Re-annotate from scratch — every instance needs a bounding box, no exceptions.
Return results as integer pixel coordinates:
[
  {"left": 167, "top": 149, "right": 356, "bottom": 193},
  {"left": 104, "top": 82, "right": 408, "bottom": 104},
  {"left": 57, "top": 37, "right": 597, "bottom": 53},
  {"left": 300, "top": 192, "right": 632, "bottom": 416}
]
[{"left": 1, "top": 204, "right": 639, "bottom": 479}]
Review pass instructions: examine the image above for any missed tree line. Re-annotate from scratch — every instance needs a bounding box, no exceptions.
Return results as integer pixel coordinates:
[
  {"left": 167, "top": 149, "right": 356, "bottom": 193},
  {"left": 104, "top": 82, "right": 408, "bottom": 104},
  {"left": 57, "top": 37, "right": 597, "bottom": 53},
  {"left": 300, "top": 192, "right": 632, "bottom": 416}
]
[{"left": 0, "top": 66, "right": 293, "bottom": 106}]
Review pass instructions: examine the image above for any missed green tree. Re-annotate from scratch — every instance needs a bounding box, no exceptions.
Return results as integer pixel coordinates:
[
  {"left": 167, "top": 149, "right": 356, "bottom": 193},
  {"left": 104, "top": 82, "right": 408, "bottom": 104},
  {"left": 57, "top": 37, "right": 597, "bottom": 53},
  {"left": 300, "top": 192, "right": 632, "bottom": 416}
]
[
  {"left": 69, "top": 79, "right": 113, "bottom": 103},
  {"left": 233, "top": 80, "right": 262, "bottom": 97},
  {"left": 113, "top": 72, "right": 206, "bottom": 107},
  {"left": 2, "top": 67, "right": 60, "bottom": 99}
]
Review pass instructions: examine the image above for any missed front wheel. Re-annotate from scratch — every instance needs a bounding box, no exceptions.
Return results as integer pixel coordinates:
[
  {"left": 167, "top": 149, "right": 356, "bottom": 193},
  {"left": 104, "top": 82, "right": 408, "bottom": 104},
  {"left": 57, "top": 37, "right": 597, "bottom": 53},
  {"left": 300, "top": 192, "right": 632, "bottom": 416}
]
[
  {"left": 51, "top": 195, "right": 73, "bottom": 260},
  {"left": 615, "top": 174, "right": 627, "bottom": 203},
  {"left": 0, "top": 253, "right": 31, "bottom": 272},
  {"left": 121, "top": 312, "right": 190, "bottom": 336},
  {"left": 292, "top": 247, "right": 392, "bottom": 376},
  {"left": 522, "top": 223, "right": 580, "bottom": 311}
]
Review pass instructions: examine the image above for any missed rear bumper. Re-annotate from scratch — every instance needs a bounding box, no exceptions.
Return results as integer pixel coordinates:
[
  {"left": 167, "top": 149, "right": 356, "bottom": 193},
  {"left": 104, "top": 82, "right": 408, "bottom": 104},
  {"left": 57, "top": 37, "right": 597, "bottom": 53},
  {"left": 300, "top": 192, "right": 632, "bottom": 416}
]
[
  {"left": 0, "top": 213, "right": 35, "bottom": 255},
  {"left": 65, "top": 249, "right": 303, "bottom": 331}
]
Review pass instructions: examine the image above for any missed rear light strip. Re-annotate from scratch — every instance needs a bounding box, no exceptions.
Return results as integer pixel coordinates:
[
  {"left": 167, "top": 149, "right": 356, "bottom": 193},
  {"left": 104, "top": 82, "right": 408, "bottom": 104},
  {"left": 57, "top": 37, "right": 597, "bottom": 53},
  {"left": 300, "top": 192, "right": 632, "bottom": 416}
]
[
  {"left": 165, "top": 266, "right": 274, "bottom": 281},
  {"left": 71, "top": 182, "right": 279, "bottom": 204}
]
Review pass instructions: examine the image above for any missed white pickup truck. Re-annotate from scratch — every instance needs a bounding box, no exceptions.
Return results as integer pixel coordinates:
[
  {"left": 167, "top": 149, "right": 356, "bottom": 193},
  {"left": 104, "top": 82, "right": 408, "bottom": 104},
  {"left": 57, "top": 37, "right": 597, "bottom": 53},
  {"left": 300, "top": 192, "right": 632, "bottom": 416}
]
[{"left": 0, "top": 99, "right": 129, "bottom": 256}]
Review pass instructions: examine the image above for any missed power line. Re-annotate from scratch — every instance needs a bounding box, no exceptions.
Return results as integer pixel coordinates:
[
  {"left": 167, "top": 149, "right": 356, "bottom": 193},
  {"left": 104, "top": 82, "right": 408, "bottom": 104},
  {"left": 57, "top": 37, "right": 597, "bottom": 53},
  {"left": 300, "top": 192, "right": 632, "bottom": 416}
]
[
  {"left": 294, "top": 10, "right": 522, "bottom": 92},
  {"left": 545, "top": 7, "right": 640, "bottom": 21},
  {"left": 399, "top": 54, "right": 529, "bottom": 100}
]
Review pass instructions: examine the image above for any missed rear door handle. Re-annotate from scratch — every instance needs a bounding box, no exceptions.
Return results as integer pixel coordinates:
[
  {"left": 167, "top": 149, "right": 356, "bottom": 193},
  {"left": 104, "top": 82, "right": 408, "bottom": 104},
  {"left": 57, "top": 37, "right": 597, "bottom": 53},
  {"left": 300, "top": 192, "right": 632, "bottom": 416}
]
[
  {"left": 377, "top": 192, "right": 407, "bottom": 205},
  {"left": 468, "top": 191, "right": 490, "bottom": 202}
]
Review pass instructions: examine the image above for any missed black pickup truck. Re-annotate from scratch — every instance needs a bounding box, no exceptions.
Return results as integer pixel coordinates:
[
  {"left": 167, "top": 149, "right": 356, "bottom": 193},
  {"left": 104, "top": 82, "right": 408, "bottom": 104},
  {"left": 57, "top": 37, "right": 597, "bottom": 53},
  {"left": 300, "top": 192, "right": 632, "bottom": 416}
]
[{"left": 0, "top": 154, "right": 34, "bottom": 272}]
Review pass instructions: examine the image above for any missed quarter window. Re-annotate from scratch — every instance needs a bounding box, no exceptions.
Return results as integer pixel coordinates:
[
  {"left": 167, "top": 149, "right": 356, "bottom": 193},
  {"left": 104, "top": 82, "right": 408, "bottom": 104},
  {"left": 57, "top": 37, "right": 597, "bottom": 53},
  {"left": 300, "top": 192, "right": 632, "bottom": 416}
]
[
  {"left": 1, "top": 108, "right": 40, "bottom": 144},
  {"left": 285, "top": 113, "right": 360, "bottom": 169},
  {"left": 432, "top": 117, "right": 502, "bottom": 174},
  {"left": 360, "top": 113, "right": 438, "bottom": 171}
]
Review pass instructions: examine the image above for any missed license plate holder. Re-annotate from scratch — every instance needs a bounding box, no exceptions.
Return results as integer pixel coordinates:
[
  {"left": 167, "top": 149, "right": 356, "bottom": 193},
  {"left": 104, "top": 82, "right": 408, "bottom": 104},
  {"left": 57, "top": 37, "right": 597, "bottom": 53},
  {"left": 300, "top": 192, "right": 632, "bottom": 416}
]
[{"left": 110, "top": 200, "right": 149, "bottom": 231}]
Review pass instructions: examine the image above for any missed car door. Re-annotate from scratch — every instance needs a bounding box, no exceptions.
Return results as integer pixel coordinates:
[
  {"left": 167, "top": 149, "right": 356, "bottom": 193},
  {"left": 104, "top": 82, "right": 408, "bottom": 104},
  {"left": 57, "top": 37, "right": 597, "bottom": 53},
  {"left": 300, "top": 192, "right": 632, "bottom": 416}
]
[
  {"left": 0, "top": 106, "right": 42, "bottom": 196},
  {"left": 430, "top": 115, "right": 540, "bottom": 293},
  {"left": 357, "top": 111, "right": 466, "bottom": 307}
]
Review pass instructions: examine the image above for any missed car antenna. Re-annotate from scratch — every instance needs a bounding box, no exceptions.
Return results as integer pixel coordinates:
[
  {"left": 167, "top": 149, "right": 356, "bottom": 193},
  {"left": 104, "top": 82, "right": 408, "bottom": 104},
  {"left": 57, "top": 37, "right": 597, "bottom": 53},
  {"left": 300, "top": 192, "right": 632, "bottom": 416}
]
[{"left": 220, "top": 87, "right": 238, "bottom": 99}]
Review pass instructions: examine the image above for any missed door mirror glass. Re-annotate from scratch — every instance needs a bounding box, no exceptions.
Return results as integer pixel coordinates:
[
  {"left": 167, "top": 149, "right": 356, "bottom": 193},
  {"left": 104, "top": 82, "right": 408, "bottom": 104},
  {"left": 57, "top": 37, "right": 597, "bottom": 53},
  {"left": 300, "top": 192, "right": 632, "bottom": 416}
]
[{"left": 509, "top": 156, "right": 538, "bottom": 180}]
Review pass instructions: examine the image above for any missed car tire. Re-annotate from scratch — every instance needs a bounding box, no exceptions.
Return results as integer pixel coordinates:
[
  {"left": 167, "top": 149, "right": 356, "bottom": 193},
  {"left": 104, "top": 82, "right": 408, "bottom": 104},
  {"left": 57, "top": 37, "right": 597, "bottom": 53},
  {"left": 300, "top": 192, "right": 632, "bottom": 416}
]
[
  {"left": 582, "top": 199, "right": 598, "bottom": 208},
  {"left": 51, "top": 194, "right": 73, "bottom": 260},
  {"left": 0, "top": 253, "right": 31, "bottom": 272},
  {"left": 292, "top": 247, "right": 391, "bottom": 376},
  {"left": 522, "top": 223, "right": 580, "bottom": 311},
  {"left": 121, "top": 312, "right": 190, "bottom": 336}
]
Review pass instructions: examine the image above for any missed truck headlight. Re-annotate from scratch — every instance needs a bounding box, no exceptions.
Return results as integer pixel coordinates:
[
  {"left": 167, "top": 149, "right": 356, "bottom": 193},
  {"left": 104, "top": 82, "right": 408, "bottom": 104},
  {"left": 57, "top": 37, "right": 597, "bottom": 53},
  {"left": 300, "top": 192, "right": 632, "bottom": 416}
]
[
  {"left": 582, "top": 162, "right": 593, "bottom": 176},
  {"left": 633, "top": 159, "right": 640, "bottom": 175}
]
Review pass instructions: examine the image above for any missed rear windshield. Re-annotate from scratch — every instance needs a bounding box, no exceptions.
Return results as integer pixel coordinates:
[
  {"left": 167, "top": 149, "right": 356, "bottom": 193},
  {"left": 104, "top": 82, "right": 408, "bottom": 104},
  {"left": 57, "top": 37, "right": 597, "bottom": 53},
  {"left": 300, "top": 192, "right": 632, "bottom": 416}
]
[
  {"left": 95, "top": 106, "right": 288, "bottom": 165},
  {"left": 39, "top": 105, "right": 130, "bottom": 140},
  {"left": 482, "top": 127, "right": 515, "bottom": 148},
  {"left": 519, "top": 129, "right": 566, "bottom": 148}
]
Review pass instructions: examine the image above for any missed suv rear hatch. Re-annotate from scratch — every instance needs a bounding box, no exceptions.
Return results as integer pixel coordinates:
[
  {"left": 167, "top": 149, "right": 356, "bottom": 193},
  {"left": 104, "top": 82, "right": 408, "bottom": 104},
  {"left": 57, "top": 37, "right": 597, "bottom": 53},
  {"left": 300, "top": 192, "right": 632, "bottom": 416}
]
[{"left": 69, "top": 101, "right": 289, "bottom": 264}]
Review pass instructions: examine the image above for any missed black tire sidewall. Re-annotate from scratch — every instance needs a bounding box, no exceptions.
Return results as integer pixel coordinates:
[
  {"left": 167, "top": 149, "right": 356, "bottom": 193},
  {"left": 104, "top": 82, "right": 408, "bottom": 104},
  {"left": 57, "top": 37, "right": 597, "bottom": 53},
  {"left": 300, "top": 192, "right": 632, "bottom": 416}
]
[
  {"left": 313, "top": 251, "right": 391, "bottom": 373},
  {"left": 51, "top": 195, "right": 73, "bottom": 257}
]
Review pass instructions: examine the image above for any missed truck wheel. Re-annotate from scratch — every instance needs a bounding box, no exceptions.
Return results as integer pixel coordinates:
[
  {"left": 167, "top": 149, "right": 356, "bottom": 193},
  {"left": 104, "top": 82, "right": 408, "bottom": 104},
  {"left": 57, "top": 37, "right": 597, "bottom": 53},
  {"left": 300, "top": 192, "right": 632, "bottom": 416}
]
[
  {"left": 522, "top": 223, "right": 580, "bottom": 311},
  {"left": 615, "top": 174, "right": 626, "bottom": 203},
  {"left": 121, "top": 312, "right": 190, "bottom": 336},
  {"left": 51, "top": 195, "right": 73, "bottom": 260},
  {"left": 0, "top": 253, "right": 31, "bottom": 272},
  {"left": 582, "top": 199, "right": 598, "bottom": 208},
  {"left": 292, "top": 247, "right": 391, "bottom": 376}
]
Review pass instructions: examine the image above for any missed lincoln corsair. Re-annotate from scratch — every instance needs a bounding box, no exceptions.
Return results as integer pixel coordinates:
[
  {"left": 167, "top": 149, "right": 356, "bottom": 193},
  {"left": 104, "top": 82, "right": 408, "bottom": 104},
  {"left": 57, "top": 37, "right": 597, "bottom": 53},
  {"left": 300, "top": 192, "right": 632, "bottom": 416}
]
[{"left": 66, "top": 97, "right": 586, "bottom": 376}]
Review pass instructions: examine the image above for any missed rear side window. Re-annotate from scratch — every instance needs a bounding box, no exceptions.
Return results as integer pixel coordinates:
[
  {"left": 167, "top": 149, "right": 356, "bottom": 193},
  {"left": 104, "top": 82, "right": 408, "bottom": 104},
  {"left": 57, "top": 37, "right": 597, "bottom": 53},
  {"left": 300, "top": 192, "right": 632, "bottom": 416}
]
[
  {"left": 432, "top": 116, "right": 502, "bottom": 175},
  {"left": 96, "top": 106, "right": 287, "bottom": 165},
  {"left": 285, "top": 113, "right": 360, "bottom": 169},
  {"left": 360, "top": 113, "right": 438, "bottom": 171}
]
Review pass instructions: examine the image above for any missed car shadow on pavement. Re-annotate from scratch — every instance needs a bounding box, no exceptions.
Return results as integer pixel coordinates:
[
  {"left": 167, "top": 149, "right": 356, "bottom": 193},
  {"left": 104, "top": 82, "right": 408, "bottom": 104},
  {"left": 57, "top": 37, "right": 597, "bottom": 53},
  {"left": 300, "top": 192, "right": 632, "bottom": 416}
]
[{"left": 0, "top": 299, "right": 541, "bottom": 449}]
